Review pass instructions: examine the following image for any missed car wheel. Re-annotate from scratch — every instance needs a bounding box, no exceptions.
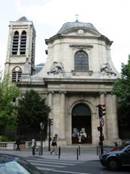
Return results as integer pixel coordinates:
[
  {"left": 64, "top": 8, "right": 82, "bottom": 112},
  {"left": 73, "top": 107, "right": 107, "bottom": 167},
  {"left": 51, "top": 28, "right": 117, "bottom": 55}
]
[{"left": 107, "top": 159, "right": 119, "bottom": 170}]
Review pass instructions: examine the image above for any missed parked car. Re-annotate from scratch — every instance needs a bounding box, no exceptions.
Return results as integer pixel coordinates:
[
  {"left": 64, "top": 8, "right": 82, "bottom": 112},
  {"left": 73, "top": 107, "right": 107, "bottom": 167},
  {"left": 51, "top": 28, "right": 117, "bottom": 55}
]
[
  {"left": 99, "top": 145, "right": 130, "bottom": 170},
  {"left": 0, "top": 153, "right": 44, "bottom": 174}
]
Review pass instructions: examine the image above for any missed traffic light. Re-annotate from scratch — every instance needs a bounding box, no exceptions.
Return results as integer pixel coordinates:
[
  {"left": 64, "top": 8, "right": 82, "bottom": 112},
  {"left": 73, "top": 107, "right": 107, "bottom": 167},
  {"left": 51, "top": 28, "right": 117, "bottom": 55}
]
[
  {"left": 97, "top": 126, "right": 102, "bottom": 131},
  {"left": 101, "top": 104, "right": 106, "bottom": 116},
  {"left": 49, "top": 118, "right": 53, "bottom": 125},
  {"left": 97, "top": 104, "right": 106, "bottom": 118}
]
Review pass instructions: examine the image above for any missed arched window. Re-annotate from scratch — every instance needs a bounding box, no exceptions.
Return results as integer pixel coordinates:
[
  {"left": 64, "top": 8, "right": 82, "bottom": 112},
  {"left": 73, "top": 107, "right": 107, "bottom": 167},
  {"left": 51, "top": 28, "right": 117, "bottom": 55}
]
[
  {"left": 72, "top": 103, "right": 91, "bottom": 117},
  {"left": 74, "top": 50, "right": 89, "bottom": 72},
  {"left": 20, "top": 30, "right": 27, "bottom": 55},
  {"left": 12, "top": 31, "right": 19, "bottom": 55},
  {"left": 12, "top": 66, "right": 22, "bottom": 82}
]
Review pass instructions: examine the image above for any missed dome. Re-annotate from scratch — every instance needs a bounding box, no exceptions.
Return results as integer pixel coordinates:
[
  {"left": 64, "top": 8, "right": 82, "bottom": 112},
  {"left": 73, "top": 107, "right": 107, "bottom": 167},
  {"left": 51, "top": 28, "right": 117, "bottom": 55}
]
[
  {"left": 57, "top": 20, "right": 100, "bottom": 34},
  {"left": 17, "top": 16, "right": 29, "bottom": 22},
  {"left": 45, "top": 20, "right": 112, "bottom": 46}
]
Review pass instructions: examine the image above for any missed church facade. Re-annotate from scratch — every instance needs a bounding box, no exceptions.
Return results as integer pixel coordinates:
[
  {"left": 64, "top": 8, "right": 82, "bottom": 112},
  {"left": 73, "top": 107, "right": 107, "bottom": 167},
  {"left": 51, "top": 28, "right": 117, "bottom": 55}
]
[{"left": 4, "top": 17, "right": 120, "bottom": 145}]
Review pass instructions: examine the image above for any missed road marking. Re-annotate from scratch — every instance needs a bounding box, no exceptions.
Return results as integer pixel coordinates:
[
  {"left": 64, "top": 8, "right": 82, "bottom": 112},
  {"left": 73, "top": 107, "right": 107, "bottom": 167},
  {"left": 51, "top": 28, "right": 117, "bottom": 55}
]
[
  {"left": 28, "top": 159, "right": 75, "bottom": 166},
  {"left": 46, "top": 169, "right": 90, "bottom": 174},
  {"left": 37, "top": 167, "right": 90, "bottom": 174},
  {"left": 30, "top": 162, "right": 64, "bottom": 168}
]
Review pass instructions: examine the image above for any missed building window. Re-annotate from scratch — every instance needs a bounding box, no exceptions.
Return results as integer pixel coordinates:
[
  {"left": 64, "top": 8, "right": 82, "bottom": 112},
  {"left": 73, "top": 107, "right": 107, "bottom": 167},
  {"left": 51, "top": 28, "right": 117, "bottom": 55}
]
[
  {"left": 20, "top": 30, "right": 27, "bottom": 55},
  {"left": 12, "top": 67, "right": 22, "bottom": 82},
  {"left": 12, "top": 31, "right": 19, "bottom": 55},
  {"left": 74, "top": 50, "right": 89, "bottom": 72}
]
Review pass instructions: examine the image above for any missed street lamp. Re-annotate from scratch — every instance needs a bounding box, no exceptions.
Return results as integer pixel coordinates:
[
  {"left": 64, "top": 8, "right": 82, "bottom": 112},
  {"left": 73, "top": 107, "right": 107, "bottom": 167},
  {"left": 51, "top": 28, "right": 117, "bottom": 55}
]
[{"left": 40, "top": 122, "right": 44, "bottom": 155}]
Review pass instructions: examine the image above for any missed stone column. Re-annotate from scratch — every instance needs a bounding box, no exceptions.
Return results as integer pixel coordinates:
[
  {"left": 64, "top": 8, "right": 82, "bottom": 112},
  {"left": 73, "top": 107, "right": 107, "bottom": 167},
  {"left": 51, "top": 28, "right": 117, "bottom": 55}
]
[
  {"left": 48, "top": 92, "right": 53, "bottom": 116},
  {"left": 106, "top": 94, "right": 119, "bottom": 143},
  {"left": 111, "top": 95, "right": 119, "bottom": 139},
  {"left": 91, "top": 111, "right": 99, "bottom": 145},
  {"left": 60, "top": 92, "right": 66, "bottom": 140},
  {"left": 47, "top": 92, "right": 53, "bottom": 137},
  {"left": 52, "top": 92, "right": 60, "bottom": 136},
  {"left": 52, "top": 92, "right": 66, "bottom": 144}
]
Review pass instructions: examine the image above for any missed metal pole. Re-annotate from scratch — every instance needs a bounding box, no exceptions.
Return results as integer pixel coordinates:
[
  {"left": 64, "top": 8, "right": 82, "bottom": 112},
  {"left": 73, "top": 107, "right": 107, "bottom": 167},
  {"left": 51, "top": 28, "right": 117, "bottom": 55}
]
[
  {"left": 40, "top": 122, "right": 44, "bottom": 155},
  {"left": 40, "top": 130, "right": 43, "bottom": 155},
  {"left": 78, "top": 145, "right": 80, "bottom": 156},
  {"left": 58, "top": 146, "right": 61, "bottom": 159},
  {"left": 48, "top": 119, "right": 51, "bottom": 151},
  {"left": 96, "top": 146, "right": 99, "bottom": 156},
  {"left": 77, "top": 148, "right": 79, "bottom": 160},
  {"left": 99, "top": 126, "right": 104, "bottom": 154}
]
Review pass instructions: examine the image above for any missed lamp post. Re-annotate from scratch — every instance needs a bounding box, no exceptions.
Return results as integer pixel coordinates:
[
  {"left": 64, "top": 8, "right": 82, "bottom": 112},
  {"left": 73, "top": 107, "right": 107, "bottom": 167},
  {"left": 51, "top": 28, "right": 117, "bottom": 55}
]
[{"left": 40, "top": 122, "right": 44, "bottom": 155}]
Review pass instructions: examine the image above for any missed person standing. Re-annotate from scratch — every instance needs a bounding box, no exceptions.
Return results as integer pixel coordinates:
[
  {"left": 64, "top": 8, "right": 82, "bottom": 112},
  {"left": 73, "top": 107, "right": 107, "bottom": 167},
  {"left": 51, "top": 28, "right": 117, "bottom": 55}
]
[
  {"left": 50, "top": 134, "right": 58, "bottom": 155},
  {"left": 15, "top": 137, "right": 21, "bottom": 151},
  {"left": 32, "top": 139, "right": 36, "bottom": 156}
]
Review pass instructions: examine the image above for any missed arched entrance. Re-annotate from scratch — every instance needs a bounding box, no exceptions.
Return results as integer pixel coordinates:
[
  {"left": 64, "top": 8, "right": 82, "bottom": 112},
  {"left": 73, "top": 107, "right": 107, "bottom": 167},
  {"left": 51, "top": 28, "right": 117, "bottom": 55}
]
[{"left": 72, "top": 103, "right": 91, "bottom": 144}]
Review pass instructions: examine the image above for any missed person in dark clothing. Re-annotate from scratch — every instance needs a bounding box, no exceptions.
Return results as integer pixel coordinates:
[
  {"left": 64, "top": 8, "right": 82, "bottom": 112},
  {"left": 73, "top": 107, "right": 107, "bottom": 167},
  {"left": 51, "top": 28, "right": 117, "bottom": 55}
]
[
  {"left": 32, "top": 139, "right": 36, "bottom": 156},
  {"left": 50, "top": 134, "right": 58, "bottom": 155},
  {"left": 15, "top": 138, "right": 21, "bottom": 151}
]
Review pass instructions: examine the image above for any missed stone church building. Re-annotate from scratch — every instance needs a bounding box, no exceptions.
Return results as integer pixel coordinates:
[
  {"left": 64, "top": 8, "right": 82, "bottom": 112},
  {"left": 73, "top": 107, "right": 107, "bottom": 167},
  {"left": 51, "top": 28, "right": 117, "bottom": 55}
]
[{"left": 4, "top": 17, "right": 120, "bottom": 145}]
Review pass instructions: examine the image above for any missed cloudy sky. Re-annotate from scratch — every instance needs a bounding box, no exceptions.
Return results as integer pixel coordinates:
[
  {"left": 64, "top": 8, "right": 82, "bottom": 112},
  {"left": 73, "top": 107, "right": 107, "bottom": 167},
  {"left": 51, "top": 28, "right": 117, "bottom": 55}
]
[{"left": 1, "top": 0, "right": 130, "bottom": 72}]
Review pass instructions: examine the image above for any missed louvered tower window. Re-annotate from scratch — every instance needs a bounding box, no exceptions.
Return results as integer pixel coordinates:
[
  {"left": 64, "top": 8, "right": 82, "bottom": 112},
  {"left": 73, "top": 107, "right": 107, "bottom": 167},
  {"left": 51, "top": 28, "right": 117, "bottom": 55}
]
[
  {"left": 12, "top": 31, "right": 19, "bottom": 55},
  {"left": 12, "top": 66, "right": 22, "bottom": 82},
  {"left": 20, "top": 30, "right": 27, "bottom": 55},
  {"left": 74, "top": 50, "right": 89, "bottom": 72}
]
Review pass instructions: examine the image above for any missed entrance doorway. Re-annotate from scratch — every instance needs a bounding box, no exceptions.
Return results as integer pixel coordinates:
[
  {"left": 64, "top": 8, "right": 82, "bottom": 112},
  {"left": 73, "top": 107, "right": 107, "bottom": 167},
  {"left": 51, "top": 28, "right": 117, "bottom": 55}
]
[{"left": 72, "top": 103, "right": 91, "bottom": 144}]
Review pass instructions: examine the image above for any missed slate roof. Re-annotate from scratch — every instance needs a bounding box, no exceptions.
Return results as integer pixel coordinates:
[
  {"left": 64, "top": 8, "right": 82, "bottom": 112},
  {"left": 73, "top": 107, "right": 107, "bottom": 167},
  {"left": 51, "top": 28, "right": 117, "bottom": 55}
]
[{"left": 57, "top": 20, "right": 100, "bottom": 34}]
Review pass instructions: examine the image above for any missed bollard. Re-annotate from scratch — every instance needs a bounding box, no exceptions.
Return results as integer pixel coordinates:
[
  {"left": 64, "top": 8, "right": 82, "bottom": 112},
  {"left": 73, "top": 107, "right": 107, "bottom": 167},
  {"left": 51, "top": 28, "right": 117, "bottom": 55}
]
[
  {"left": 58, "top": 146, "right": 61, "bottom": 159},
  {"left": 77, "top": 147, "right": 79, "bottom": 160},
  {"left": 78, "top": 145, "right": 80, "bottom": 156},
  {"left": 96, "top": 146, "right": 99, "bottom": 156}
]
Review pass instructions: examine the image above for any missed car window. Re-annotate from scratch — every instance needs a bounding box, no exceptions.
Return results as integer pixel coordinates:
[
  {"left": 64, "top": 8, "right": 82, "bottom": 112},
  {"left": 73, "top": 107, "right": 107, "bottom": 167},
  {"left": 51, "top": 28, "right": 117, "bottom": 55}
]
[
  {"left": 17, "top": 159, "right": 42, "bottom": 174},
  {"left": 0, "top": 161, "right": 30, "bottom": 174}
]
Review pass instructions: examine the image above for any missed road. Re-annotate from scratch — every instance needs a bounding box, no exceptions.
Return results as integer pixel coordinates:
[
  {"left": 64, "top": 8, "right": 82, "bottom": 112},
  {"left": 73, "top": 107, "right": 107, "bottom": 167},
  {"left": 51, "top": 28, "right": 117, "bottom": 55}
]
[{"left": 25, "top": 156, "right": 130, "bottom": 174}]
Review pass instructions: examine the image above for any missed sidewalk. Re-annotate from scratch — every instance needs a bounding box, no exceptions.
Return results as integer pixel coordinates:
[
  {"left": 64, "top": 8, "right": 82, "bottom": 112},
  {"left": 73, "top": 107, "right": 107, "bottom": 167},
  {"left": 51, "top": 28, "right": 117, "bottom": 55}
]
[{"left": 0, "top": 146, "right": 100, "bottom": 161}]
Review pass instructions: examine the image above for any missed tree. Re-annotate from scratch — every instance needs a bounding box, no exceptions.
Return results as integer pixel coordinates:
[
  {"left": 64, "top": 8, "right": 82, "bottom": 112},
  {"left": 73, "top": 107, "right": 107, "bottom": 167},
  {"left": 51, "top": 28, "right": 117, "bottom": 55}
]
[
  {"left": 0, "top": 77, "right": 20, "bottom": 139},
  {"left": 113, "top": 56, "right": 130, "bottom": 138},
  {"left": 17, "top": 90, "right": 50, "bottom": 140}
]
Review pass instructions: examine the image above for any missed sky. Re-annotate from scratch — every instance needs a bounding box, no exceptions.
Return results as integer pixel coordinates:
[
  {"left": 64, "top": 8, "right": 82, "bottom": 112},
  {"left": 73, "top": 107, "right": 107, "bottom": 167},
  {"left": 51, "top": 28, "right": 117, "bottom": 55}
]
[{"left": 1, "top": 0, "right": 130, "bottom": 72}]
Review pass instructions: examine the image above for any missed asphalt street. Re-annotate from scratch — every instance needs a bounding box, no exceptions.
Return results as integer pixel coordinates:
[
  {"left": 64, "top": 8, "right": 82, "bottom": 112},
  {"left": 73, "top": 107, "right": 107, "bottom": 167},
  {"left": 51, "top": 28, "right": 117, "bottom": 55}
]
[
  {"left": 25, "top": 156, "right": 130, "bottom": 174},
  {"left": 1, "top": 147, "right": 130, "bottom": 174}
]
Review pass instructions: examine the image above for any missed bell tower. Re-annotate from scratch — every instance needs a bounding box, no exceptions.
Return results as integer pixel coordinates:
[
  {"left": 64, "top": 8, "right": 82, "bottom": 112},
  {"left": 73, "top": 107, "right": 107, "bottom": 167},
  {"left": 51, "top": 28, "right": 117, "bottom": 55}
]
[{"left": 4, "top": 16, "right": 36, "bottom": 82}]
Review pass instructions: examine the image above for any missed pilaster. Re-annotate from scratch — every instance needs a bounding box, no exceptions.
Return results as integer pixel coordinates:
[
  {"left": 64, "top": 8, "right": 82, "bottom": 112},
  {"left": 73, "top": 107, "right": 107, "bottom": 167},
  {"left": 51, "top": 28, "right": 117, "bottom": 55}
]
[
  {"left": 106, "top": 93, "right": 119, "bottom": 143},
  {"left": 60, "top": 92, "right": 66, "bottom": 140},
  {"left": 51, "top": 91, "right": 66, "bottom": 145}
]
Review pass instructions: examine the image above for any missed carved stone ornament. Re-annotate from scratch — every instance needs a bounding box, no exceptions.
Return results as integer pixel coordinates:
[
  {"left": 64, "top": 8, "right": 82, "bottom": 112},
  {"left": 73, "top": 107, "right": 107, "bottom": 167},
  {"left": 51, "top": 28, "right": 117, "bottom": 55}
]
[
  {"left": 47, "top": 61, "right": 65, "bottom": 75},
  {"left": 100, "top": 63, "right": 116, "bottom": 76}
]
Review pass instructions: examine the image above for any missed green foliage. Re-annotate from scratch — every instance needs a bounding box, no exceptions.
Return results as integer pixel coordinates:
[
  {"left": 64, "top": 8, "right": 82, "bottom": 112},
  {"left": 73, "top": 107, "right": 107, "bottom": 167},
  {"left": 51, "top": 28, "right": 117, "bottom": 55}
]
[
  {"left": 0, "top": 135, "right": 10, "bottom": 141},
  {"left": 113, "top": 56, "right": 130, "bottom": 131},
  {"left": 0, "top": 77, "right": 20, "bottom": 137},
  {"left": 17, "top": 90, "right": 50, "bottom": 140},
  {"left": 113, "top": 56, "right": 130, "bottom": 108}
]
